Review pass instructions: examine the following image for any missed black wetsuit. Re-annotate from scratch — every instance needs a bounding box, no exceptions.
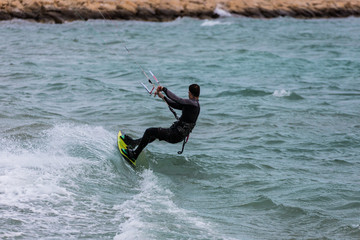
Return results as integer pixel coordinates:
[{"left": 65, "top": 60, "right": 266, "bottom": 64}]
[{"left": 133, "top": 87, "right": 200, "bottom": 157}]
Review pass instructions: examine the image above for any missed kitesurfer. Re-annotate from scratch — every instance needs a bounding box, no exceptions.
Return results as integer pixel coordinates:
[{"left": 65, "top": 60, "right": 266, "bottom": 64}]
[{"left": 121, "top": 84, "right": 200, "bottom": 161}]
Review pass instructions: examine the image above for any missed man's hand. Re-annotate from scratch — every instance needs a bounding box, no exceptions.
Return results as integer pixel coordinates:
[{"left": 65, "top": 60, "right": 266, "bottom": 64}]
[
  {"left": 155, "top": 85, "right": 164, "bottom": 97},
  {"left": 157, "top": 86, "right": 163, "bottom": 92},
  {"left": 157, "top": 91, "right": 164, "bottom": 99}
]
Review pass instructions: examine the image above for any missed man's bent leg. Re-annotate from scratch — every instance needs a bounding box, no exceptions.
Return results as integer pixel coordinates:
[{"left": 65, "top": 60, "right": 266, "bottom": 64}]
[
  {"left": 132, "top": 127, "right": 182, "bottom": 159},
  {"left": 133, "top": 128, "right": 160, "bottom": 157}
]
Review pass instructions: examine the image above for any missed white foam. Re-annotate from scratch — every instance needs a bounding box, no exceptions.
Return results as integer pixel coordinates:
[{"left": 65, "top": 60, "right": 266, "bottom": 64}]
[
  {"left": 0, "top": 149, "right": 77, "bottom": 212},
  {"left": 273, "top": 89, "right": 291, "bottom": 97},
  {"left": 114, "top": 169, "right": 220, "bottom": 239},
  {"left": 351, "top": 223, "right": 360, "bottom": 230},
  {"left": 45, "top": 123, "right": 114, "bottom": 153},
  {"left": 201, "top": 20, "right": 232, "bottom": 27},
  {"left": 214, "top": 6, "right": 232, "bottom": 17},
  {"left": 201, "top": 20, "right": 222, "bottom": 27},
  {"left": 0, "top": 123, "right": 114, "bottom": 213}
]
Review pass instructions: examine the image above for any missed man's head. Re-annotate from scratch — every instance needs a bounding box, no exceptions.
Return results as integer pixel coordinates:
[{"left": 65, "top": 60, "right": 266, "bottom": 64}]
[{"left": 189, "top": 84, "right": 200, "bottom": 99}]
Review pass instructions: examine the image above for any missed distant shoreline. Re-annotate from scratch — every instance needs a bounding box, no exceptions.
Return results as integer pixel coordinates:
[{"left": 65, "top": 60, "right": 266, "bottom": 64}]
[{"left": 1, "top": 0, "right": 360, "bottom": 23}]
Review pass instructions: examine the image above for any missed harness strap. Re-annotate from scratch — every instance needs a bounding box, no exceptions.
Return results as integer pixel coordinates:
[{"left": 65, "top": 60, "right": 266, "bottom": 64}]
[
  {"left": 177, "top": 134, "right": 190, "bottom": 154},
  {"left": 168, "top": 105, "right": 179, "bottom": 120},
  {"left": 176, "top": 121, "right": 195, "bottom": 154}
]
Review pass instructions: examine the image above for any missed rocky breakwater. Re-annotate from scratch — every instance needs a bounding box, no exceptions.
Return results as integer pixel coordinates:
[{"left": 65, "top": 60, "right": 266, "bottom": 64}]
[{"left": 0, "top": 0, "right": 360, "bottom": 23}]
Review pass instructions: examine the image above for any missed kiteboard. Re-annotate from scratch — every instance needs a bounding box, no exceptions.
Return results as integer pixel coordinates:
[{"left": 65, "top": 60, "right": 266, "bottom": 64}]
[{"left": 117, "top": 130, "right": 136, "bottom": 168}]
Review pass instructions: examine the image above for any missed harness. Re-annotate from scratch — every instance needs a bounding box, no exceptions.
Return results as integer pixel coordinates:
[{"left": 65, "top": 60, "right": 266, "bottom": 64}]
[{"left": 166, "top": 96, "right": 199, "bottom": 155}]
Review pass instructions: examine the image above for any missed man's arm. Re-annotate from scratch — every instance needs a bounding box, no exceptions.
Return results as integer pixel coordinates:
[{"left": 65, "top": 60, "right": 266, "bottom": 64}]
[
  {"left": 163, "top": 87, "right": 190, "bottom": 106},
  {"left": 164, "top": 96, "right": 182, "bottom": 110},
  {"left": 156, "top": 86, "right": 182, "bottom": 110}
]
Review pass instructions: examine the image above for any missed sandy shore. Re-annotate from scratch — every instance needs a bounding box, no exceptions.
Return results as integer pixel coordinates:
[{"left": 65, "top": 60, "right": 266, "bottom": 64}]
[{"left": 1, "top": 0, "right": 360, "bottom": 23}]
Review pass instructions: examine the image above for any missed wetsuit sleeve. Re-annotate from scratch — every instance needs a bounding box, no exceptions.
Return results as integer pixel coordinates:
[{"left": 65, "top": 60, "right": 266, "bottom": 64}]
[
  {"left": 164, "top": 96, "right": 182, "bottom": 110},
  {"left": 163, "top": 87, "right": 193, "bottom": 108}
]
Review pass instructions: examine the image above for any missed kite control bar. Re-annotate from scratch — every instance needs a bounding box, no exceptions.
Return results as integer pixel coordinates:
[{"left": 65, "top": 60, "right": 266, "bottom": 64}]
[
  {"left": 140, "top": 70, "right": 160, "bottom": 96},
  {"left": 140, "top": 71, "right": 179, "bottom": 120}
]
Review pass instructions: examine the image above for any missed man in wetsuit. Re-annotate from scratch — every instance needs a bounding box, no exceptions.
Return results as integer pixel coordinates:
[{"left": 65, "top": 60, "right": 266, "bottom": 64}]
[{"left": 120, "top": 84, "right": 200, "bottom": 161}]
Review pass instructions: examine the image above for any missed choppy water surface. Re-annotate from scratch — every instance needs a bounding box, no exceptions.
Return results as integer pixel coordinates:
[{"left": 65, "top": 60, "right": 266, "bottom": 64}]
[{"left": 1, "top": 16, "right": 360, "bottom": 239}]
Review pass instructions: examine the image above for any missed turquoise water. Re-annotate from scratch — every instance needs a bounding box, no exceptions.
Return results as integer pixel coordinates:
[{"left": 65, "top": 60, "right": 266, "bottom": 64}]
[{"left": 1, "top": 16, "right": 360, "bottom": 239}]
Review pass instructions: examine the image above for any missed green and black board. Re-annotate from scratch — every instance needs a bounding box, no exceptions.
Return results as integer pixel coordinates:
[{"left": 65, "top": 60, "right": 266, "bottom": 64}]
[{"left": 118, "top": 130, "right": 136, "bottom": 168}]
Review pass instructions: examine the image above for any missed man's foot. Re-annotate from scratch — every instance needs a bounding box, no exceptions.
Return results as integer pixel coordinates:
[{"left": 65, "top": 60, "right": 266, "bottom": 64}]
[
  {"left": 121, "top": 135, "right": 137, "bottom": 149},
  {"left": 121, "top": 148, "right": 137, "bottom": 161}
]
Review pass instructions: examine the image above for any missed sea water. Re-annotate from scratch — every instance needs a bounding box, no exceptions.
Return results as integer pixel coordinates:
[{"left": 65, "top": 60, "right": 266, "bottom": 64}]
[{"left": 0, "top": 15, "right": 360, "bottom": 240}]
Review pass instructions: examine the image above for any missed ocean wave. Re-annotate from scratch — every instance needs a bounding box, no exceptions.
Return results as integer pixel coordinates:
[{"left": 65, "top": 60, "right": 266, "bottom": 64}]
[
  {"left": 240, "top": 195, "right": 277, "bottom": 210},
  {"left": 114, "top": 169, "right": 219, "bottom": 240},
  {"left": 215, "top": 88, "right": 271, "bottom": 97},
  {"left": 332, "top": 159, "right": 353, "bottom": 166},
  {"left": 331, "top": 202, "right": 360, "bottom": 210},
  {"left": 235, "top": 163, "right": 262, "bottom": 170},
  {"left": 240, "top": 195, "right": 308, "bottom": 218},
  {"left": 200, "top": 20, "right": 232, "bottom": 27},
  {"left": 273, "top": 89, "right": 291, "bottom": 97},
  {"left": 200, "top": 6, "right": 232, "bottom": 27},
  {"left": 22, "top": 61, "right": 37, "bottom": 66},
  {"left": 214, "top": 6, "right": 232, "bottom": 18},
  {"left": 0, "top": 123, "right": 124, "bottom": 238},
  {"left": 272, "top": 89, "right": 304, "bottom": 100}
]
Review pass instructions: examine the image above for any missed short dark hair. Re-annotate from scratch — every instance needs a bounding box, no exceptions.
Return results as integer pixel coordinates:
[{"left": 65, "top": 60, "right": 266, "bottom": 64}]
[{"left": 189, "top": 84, "right": 200, "bottom": 97}]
